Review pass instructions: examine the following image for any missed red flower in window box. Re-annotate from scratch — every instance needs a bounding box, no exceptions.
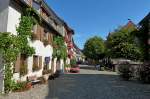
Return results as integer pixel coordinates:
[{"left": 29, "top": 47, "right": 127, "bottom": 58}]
[
  {"left": 67, "top": 43, "right": 73, "bottom": 48},
  {"left": 70, "top": 65, "right": 80, "bottom": 73},
  {"left": 26, "top": 82, "right": 32, "bottom": 89}
]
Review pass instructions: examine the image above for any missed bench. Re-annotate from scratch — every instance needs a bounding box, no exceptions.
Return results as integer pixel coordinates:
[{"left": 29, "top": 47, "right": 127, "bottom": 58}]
[{"left": 27, "top": 75, "right": 41, "bottom": 87}]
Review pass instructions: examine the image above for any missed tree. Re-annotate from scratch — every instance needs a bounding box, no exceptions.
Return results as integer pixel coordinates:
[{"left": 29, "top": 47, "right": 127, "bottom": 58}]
[
  {"left": 106, "top": 25, "right": 142, "bottom": 60},
  {"left": 83, "top": 36, "right": 105, "bottom": 60},
  {"left": 137, "top": 20, "right": 150, "bottom": 61}
]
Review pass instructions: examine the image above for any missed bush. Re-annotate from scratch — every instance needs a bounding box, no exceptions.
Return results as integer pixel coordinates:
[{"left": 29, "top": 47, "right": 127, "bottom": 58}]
[
  {"left": 138, "top": 62, "right": 150, "bottom": 83},
  {"left": 12, "top": 81, "right": 31, "bottom": 92},
  {"left": 65, "top": 64, "right": 71, "bottom": 68},
  {"left": 118, "top": 61, "right": 132, "bottom": 80},
  {"left": 42, "top": 69, "right": 52, "bottom": 75},
  {"left": 70, "top": 59, "right": 76, "bottom": 66}
]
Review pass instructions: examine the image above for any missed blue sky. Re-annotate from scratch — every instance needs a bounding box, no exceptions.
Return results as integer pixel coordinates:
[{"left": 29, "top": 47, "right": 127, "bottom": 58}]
[{"left": 46, "top": 0, "right": 150, "bottom": 49}]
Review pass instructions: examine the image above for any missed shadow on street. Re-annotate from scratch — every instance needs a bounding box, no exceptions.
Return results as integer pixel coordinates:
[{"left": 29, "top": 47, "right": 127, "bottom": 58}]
[{"left": 45, "top": 73, "right": 150, "bottom": 99}]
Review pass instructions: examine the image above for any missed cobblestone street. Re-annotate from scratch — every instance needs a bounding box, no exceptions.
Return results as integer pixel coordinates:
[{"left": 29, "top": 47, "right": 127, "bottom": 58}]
[{"left": 1, "top": 65, "right": 150, "bottom": 99}]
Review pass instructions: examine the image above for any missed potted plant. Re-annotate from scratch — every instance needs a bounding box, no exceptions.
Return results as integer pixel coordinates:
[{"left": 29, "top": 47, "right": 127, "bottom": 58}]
[
  {"left": 70, "top": 59, "right": 77, "bottom": 67},
  {"left": 42, "top": 69, "right": 52, "bottom": 81},
  {"left": 70, "top": 59, "right": 80, "bottom": 73},
  {"left": 26, "top": 82, "right": 32, "bottom": 89},
  {"left": 12, "top": 81, "right": 32, "bottom": 92},
  {"left": 65, "top": 64, "right": 71, "bottom": 72}
]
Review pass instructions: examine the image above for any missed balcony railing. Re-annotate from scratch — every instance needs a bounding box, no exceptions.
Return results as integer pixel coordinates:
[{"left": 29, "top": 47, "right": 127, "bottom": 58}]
[
  {"left": 48, "top": 19, "right": 64, "bottom": 36},
  {"left": 48, "top": 18, "right": 56, "bottom": 30},
  {"left": 40, "top": 12, "right": 49, "bottom": 23},
  {"left": 41, "top": 13, "right": 65, "bottom": 36},
  {"left": 56, "top": 26, "right": 65, "bottom": 36},
  {"left": 21, "top": 0, "right": 32, "bottom": 6}
]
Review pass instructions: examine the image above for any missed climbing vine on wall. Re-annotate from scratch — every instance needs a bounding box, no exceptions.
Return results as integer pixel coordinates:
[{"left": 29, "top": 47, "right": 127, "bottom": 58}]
[
  {"left": 0, "top": 33, "right": 20, "bottom": 93},
  {"left": 16, "top": 8, "right": 41, "bottom": 57},
  {"left": 16, "top": 16, "right": 35, "bottom": 56},
  {"left": 53, "top": 36, "right": 67, "bottom": 60},
  {"left": 0, "top": 8, "right": 40, "bottom": 93}
]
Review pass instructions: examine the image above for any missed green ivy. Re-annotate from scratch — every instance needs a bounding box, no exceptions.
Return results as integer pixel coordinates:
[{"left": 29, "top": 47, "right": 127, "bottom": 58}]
[
  {"left": 0, "top": 8, "right": 40, "bottom": 93},
  {"left": 16, "top": 17, "right": 35, "bottom": 57},
  {"left": 70, "top": 59, "right": 76, "bottom": 66},
  {"left": 23, "top": 8, "right": 41, "bottom": 24},
  {"left": 0, "top": 33, "right": 20, "bottom": 93},
  {"left": 16, "top": 7, "right": 41, "bottom": 57},
  {"left": 53, "top": 36, "right": 67, "bottom": 60}
]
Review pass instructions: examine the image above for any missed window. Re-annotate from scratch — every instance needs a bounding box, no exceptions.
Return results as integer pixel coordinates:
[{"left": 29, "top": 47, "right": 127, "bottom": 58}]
[
  {"left": 14, "top": 55, "right": 20, "bottom": 73},
  {"left": 33, "top": 55, "right": 42, "bottom": 71},
  {"left": 48, "top": 33, "right": 53, "bottom": 45},
  {"left": 44, "top": 57, "right": 50, "bottom": 70},
  {"left": 19, "top": 54, "right": 28, "bottom": 75},
  {"left": 23, "top": 0, "right": 32, "bottom": 6},
  {"left": 31, "top": 25, "right": 41, "bottom": 40}
]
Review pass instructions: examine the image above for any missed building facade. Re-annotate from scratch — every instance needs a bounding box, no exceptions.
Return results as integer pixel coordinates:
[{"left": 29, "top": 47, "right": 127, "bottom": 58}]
[{"left": 0, "top": 0, "right": 75, "bottom": 82}]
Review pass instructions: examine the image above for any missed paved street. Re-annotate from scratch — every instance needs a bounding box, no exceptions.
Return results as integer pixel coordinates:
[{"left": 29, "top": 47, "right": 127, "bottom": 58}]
[{"left": 1, "top": 65, "right": 150, "bottom": 99}]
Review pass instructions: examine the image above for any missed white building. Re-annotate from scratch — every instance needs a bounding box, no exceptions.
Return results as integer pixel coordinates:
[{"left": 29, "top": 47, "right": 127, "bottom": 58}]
[{"left": 0, "top": 0, "right": 71, "bottom": 82}]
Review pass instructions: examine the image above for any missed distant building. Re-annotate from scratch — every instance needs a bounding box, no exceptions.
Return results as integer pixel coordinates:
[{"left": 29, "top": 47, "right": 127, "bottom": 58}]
[
  {"left": 73, "top": 40, "right": 85, "bottom": 63},
  {"left": 139, "top": 13, "right": 150, "bottom": 60}
]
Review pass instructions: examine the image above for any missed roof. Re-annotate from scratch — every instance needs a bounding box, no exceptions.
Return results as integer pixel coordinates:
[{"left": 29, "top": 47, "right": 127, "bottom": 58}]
[
  {"left": 72, "top": 39, "right": 82, "bottom": 54},
  {"left": 40, "top": 0, "right": 64, "bottom": 25},
  {"left": 139, "top": 12, "right": 150, "bottom": 25},
  {"left": 64, "top": 23, "right": 74, "bottom": 34},
  {"left": 124, "top": 20, "right": 136, "bottom": 29}
]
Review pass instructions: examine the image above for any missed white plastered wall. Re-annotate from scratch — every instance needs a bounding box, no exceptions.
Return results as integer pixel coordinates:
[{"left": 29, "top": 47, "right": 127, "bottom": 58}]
[
  {"left": 6, "top": 6, "right": 54, "bottom": 81},
  {"left": 7, "top": 6, "right": 21, "bottom": 35},
  {"left": 20, "top": 41, "right": 53, "bottom": 81},
  {"left": 6, "top": 6, "right": 22, "bottom": 81}
]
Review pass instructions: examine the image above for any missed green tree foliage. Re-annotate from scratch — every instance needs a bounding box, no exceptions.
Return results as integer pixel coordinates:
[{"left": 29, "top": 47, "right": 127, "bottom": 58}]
[
  {"left": 136, "top": 21, "right": 150, "bottom": 61},
  {"left": 106, "top": 26, "right": 142, "bottom": 60},
  {"left": 83, "top": 36, "right": 105, "bottom": 60},
  {"left": 53, "top": 36, "right": 67, "bottom": 60}
]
